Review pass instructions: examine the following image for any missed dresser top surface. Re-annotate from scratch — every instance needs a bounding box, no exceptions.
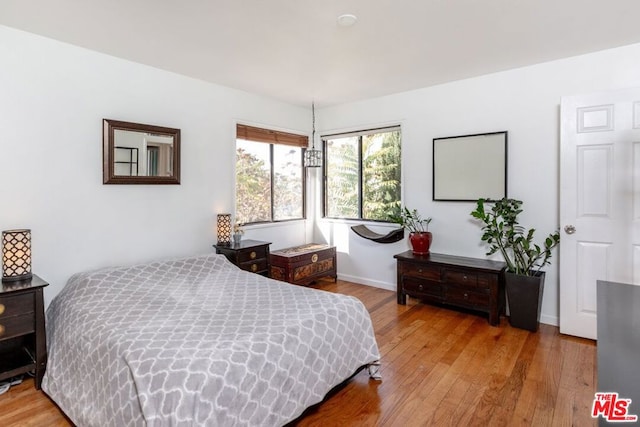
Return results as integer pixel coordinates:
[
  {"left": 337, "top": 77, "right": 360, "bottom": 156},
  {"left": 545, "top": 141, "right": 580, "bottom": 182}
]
[
  {"left": 1, "top": 274, "right": 49, "bottom": 294},
  {"left": 394, "top": 251, "right": 506, "bottom": 273},
  {"left": 213, "top": 239, "right": 271, "bottom": 251}
]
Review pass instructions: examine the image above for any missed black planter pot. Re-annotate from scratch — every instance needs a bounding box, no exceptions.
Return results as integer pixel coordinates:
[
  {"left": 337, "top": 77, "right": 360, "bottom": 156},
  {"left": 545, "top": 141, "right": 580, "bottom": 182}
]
[{"left": 505, "top": 271, "right": 545, "bottom": 332}]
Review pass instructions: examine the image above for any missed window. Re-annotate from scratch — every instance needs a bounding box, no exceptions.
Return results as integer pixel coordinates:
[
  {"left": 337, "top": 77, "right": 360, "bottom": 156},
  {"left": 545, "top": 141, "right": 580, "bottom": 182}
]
[
  {"left": 236, "top": 124, "right": 306, "bottom": 224},
  {"left": 323, "top": 126, "right": 401, "bottom": 221}
]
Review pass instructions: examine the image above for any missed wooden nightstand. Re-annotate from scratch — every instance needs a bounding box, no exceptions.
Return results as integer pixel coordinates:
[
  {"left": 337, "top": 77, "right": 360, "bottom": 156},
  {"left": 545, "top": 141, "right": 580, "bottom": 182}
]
[
  {"left": 0, "top": 274, "right": 48, "bottom": 389},
  {"left": 213, "top": 239, "right": 272, "bottom": 276}
]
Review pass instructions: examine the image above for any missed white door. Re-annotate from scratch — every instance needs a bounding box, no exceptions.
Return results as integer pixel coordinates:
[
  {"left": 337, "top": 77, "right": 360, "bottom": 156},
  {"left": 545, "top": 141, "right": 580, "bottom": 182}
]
[{"left": 560, "top": 87, "right": 640, "bottom": 339}]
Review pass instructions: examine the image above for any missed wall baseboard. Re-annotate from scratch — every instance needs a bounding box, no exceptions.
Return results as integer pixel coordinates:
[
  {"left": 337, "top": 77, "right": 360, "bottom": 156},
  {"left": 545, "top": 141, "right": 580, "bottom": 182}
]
[
  {"left": 337, "top": 273, "right": 395, "bottom": 292},
  {"left": 539, "top": 313, "right": 559, "bottom": 327}
]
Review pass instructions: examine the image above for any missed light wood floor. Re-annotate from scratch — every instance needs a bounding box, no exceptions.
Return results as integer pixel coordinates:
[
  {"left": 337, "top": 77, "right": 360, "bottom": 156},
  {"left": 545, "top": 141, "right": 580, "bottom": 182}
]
[{"left": 0, "top": 279, "right": 597, "bottom": 426}]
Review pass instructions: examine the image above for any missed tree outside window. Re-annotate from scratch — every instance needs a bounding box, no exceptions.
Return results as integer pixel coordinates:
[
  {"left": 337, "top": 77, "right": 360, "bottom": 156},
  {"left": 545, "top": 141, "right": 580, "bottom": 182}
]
[
  {"left": 324, "top": 127, "right": 401, "bottom": 221},
  {"left": 235, "top": 126, "right": 305, "bottom": 224}
]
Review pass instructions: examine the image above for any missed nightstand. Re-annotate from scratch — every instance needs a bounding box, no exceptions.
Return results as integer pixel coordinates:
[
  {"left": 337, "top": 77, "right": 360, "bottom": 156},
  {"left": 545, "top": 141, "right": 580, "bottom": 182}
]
[
  {"left": 0, "top": 274, "right": 48, "bottom": 389},
  {"left": 213, "top": 239, "right": 272, "bottom": 276}
]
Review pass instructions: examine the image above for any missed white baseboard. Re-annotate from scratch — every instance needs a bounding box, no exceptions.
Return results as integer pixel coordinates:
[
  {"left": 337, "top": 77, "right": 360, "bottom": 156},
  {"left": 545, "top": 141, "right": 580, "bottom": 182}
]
[
  {"left": 539, "top": 313, "right": 558, "bottom": 327},
  {"left": 337, "top": 273, "right": 395, "bottom": 292}
]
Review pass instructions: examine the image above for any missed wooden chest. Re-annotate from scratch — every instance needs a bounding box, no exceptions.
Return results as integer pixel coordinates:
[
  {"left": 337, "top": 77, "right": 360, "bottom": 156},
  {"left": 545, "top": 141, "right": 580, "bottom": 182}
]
[{"left": 270, "top": 244, "right": 337, "bottom": 286}]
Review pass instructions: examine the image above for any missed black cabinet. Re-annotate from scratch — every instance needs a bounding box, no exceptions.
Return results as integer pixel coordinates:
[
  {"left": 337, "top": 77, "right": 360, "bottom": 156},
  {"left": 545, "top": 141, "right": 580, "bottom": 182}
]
[
  {"left": 395, "top": 252, "right": 505, "bottom": 326},
  {"left": 213, "top": 240, "right": 272, "bottom": 276},
  {"left": 0, "top": 275, "right": 48, "bottom": 389}
]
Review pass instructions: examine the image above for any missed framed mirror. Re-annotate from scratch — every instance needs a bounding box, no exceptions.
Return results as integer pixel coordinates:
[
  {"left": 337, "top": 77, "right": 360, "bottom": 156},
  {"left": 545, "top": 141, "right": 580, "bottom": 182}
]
[
  {"left": 433, "top": 131, "right": 507, "bottom": 201},
  {"left": 103, "top": 119, "right": 181, "bottom": 184}
]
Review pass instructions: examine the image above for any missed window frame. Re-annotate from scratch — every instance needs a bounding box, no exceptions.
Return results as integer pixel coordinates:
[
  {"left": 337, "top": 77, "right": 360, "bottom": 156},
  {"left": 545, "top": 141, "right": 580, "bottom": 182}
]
[
  {"left": 235, "top": 124, "right": 307, "bottom": 225},
  {"left": 322, "top": 125, "right": 402, "bottom": 222}
]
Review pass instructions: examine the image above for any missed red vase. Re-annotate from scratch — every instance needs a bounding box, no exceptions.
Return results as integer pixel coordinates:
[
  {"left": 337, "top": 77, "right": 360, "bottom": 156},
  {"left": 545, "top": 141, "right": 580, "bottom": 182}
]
[{"left": 409, "top": 231, "right": 432, "bottom": 255}]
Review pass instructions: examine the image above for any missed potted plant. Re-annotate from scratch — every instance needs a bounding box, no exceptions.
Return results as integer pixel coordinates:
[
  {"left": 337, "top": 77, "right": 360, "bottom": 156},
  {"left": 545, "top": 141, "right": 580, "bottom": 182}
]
[
  {"left": 390, "top": 207, "right": 433, "bottom": 255},
  {"left": 470, "top": 198, "right": 560, "bottom": 331},
  {"left": 232, "top": 222, "right": 244, "bottom": 245}
]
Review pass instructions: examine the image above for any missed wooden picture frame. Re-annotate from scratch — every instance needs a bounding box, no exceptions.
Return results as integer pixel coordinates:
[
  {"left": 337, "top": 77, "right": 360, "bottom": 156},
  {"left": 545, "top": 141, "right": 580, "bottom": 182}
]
[{"left": 103, "top": 119, "right": 181, "bottom": 185}]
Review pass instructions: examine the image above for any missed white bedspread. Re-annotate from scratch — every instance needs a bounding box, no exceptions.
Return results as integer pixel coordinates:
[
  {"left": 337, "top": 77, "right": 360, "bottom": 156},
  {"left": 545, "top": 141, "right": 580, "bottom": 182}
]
[{"left": 42, "top": 253, "right": 380, "bottom": 426}]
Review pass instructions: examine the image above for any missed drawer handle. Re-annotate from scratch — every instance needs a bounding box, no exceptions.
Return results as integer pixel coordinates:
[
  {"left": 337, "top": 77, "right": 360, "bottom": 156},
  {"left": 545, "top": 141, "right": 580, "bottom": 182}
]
[
  {"left": 250, "top": 251, "right": 257, "bottom": 259},
  {"left": 0, "top": 304, "right": 4, "bottom": 315},
  {"left": 418, "top": 268, "right": 422, "bottom": 273},
  {"left": 251, "top": 264, "right": 258, "bottom": 272},
  {"left": 311, "top": 254, "right": 318, "bottom": 263},
  {"left": 463, "top": 275, "right": 468, "bottom": 281},
  {"left": 464, "top": 293, "right": 469, "bottom": 299},
  {"left": 0, "top": 324, "right": 4, "bottom": 336},
  {"left": 418, "top": 284, "right": 424, "bottom": 291}
]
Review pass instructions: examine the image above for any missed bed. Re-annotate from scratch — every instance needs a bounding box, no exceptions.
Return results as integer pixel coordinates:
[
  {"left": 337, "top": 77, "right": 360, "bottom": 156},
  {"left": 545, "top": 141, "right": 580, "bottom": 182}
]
[{"left": 42, "top": 253, "right": 381, "bottom": 426}]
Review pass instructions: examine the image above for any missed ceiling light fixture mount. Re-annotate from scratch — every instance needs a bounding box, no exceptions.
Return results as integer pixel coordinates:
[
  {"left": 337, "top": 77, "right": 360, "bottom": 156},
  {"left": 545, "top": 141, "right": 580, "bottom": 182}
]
[{"left": 337, "top": 14, "right": 358, "bottom": 27}]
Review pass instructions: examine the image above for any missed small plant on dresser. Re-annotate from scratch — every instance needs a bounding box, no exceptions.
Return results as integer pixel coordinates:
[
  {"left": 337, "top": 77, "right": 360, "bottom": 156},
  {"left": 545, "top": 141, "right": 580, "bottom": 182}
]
[{"left": 390, "top": 206, "right": 433, "bottom": 255}]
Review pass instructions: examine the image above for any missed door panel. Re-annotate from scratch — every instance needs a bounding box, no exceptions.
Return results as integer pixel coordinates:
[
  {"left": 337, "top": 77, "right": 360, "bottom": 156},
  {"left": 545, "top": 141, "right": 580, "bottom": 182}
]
[{"left": 560, "top": 87, "right": 640, "bottom": 339}]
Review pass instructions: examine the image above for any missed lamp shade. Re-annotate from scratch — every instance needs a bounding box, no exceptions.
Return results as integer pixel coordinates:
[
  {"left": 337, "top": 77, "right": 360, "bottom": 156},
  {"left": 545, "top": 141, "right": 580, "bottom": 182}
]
[
  {"left": 304, "top": 148, "right": 322, "bottom": 168},
  {"left": 217, "top": 214, "right": 232, "bottom": 245},
  {"left": 2, "top": 229, "right": 32, "bottom": 282}
]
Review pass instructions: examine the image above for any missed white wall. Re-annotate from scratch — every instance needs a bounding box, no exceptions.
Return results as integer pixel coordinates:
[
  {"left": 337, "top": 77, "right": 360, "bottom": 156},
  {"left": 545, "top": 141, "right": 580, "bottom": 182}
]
[
  {"left": 4, "top": 24, "right": 640, "bottom": 326},
  {"left": 315, "top": 42, "right": 640, "bottom": 326},
  {"left": 0, "top": 25, "right": 310, "bottom": 305}
]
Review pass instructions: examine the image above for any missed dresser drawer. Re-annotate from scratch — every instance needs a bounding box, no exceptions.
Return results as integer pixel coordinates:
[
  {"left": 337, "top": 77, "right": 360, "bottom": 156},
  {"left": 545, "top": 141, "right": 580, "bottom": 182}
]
[
  {"left": 237, "top": 246, "right": 269, "bottom": 263},
  {"left": 0, "top": 313, "right": 35, "bottom": 340},
  {"left": 238, "top": 258, "right": 269, "bottom": 274},
  {"left": 443, "top": 270, "right": 494, "bottom": 290},
  {"left": 445, "top": 287, "right": 489, "bottom": 307},
  {"left": 443, "top": 270, "right": 478, "bottom": 287},
  {"left": 403, "top": 277, "right": 443, "bottom": 299},
  {"left": 0, "top": 293, "right": 34, "bottom": 319},
  {"left": 400, "top": 263, "right": 440, "bottom": 281}
]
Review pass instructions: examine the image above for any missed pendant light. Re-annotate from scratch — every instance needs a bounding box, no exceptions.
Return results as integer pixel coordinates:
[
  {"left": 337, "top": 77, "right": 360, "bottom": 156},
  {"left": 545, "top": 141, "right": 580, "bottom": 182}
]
[{"left": 303, "top": 102, "right": 322, "bottom": 168}]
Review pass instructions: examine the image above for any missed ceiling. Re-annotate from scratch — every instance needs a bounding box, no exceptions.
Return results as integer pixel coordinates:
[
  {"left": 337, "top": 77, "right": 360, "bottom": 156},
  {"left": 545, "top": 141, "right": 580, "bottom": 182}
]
[{"left": 2, "top": 1, "right": 640, "bottom": 107}]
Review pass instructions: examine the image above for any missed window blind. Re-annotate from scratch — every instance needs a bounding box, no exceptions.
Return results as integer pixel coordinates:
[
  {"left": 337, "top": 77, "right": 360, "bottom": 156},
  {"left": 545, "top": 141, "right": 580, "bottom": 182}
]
[{"left": 236, "top": 124, "right": 308, "bottom": 147}]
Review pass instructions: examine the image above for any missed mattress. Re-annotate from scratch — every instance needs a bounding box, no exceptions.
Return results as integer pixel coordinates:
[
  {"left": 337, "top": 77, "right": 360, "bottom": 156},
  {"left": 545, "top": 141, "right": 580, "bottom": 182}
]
[{"left": 42, "top": 253, "right": 380, "bottom": 426}]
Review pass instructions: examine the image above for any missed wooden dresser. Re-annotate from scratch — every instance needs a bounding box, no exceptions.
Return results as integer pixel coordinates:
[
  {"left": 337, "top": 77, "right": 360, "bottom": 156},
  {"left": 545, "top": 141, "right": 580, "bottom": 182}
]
[
  {"left": 0, "top": 274, "right": 48, "bottom": 389},
  {"left": 394, "top": 251, "right": 506, "bottom": 325},
  {"left": 270, "top": 244, "right": 337, "bottom": 286},
  {"left": 213, "top": 239, "right": 271, "bottom": 276},
  {"left": 597, "top": 280, "right": 640, "bottom": 420}
]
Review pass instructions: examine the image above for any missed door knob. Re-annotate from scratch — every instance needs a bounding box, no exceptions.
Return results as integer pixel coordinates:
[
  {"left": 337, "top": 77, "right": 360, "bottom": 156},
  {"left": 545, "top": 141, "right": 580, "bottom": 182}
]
[{"left": 564, "top": 225, "right": 576, "bottom": 234}]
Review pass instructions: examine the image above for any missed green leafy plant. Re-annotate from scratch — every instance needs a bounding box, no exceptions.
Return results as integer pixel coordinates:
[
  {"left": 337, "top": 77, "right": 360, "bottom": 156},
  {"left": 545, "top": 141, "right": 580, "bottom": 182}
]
[
  {"left": 470, "top": 198, "right": 560, "bottom": 275},
  {"left": 390, "top": 206, "right": 432, "bottom": 233}
]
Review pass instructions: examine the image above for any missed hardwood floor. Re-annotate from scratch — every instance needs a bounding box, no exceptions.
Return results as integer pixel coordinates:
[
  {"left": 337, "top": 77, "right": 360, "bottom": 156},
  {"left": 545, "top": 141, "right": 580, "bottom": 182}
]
[{"left": 0, "top": 279, "right": 597, "bottom": 426}]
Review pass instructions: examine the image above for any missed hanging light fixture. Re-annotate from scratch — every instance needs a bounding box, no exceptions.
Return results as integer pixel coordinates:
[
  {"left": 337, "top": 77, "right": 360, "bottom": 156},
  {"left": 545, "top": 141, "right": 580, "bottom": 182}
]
[{"left": 303, "top": 102, "right": 322, "bottom": 168}]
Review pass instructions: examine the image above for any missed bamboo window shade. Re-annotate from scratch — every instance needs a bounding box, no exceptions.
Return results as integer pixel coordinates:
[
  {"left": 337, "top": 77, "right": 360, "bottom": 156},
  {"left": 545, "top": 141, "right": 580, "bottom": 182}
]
[{"left": 236, "top": 124, "right": 308, "bottom": 147}]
